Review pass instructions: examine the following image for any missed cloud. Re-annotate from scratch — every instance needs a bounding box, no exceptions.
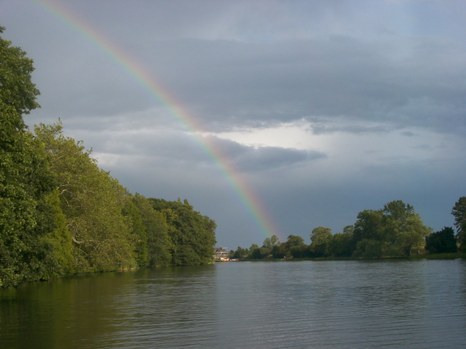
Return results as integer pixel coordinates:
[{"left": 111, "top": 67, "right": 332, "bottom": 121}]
[
  {"left": 205, "top": 136, "right": 325, "bottom": 172},
  {"left": 5, "top": 1, "right": 463, "bottom": 138},
  {"left": 99, "top": 34, "right": 465, "bottom": 137},
  {"left": 82, "top": 112, "right": 324, "bottom": 175}
]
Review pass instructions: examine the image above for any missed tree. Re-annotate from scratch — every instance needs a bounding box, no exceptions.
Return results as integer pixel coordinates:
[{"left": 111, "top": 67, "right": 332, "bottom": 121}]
[
  {"left": 310, "top": 226, "right": 332, "bottom": 257},
  {"left": 452, "top": 197, "right": 466, "bottom": 252},
  {"left": 352, "top": 210, "right": 385, "bottom": 258},
  {"left": 425, "top": 227, "right": 457, "bottom": 254},
  {"left": 0, "top": 27, "right": 219, "bottom": 286},
  {"left": 257, "top": 235, "right": 281, "bottom": 259},
  {"left": 0, "top": 28, "right": 60, "bottom": 287},
  {"left": 329, "top": 226, "right": 353, "bottom": 257},
  {"left": 230, "top": 246, "right": 249, "bottom": 259},
  {"left": 0, "top": 26, "right": 40, "bottom": 116},
  {"left": 382, "top": 200, "right": 430, "bottom": 256},
  {"left": 249, "top": 244, "right": 263, "bottom": 259},
  {"left": 353, "top": 210, "right": 384, "bottom": 242},
  {"left": 351, "top": 200, "right": 430, "bottom": 258},
  {"left": 263, "top": 234, "right": 280, "bottom": 249},
  {"left": 150, "top": 199, "right": 216, "bottom": 266},
  {"left": 34, "top": 123, "right": 137, "bottom": 272},
  {"left": 130, "top": 194, "right": 171, "bottom": 268},
  {"left": 271, "top": 243, "right": 287, "bottom": 259},
  {"left": 122, "top": 196, "right": 149, "bottom": 268},
  {"left": 284, "top": 235, "right": 308, "bottom": 258}
]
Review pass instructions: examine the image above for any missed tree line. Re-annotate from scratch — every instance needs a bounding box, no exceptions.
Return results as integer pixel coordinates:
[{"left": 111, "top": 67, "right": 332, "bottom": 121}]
[
  {"left": 231, "top": 198, "right": 466, "bottom": 260},
  {"left": 0, "top": 27, "right": 216, "bottom": 288}
]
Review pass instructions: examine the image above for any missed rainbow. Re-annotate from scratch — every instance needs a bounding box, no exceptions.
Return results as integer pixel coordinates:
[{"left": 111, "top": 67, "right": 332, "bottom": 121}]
[{"left": 35, "top": 0, "right": 280, "bottom": 241}]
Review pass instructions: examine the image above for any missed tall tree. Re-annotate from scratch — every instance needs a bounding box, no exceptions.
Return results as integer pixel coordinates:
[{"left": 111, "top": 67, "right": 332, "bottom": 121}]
[
  {"left": 452, "top": 197, "right": 466, "bottom": 252},
  {"left": 352, "top": 200, "right": 430, "bottom": 257},
  {"left": 0, "top": 26, "right": 39, "bottom": 117},
  {"left": 0, "top": 28, "right": 61, "bottom": 287},
  {"left": 352, "top": 210, "right": 385, "bottom": 258},
  {"left": 310, "top": 226, "right": 332, "bottom": 257},
  {"left": 284, "top": 235, "right": 308, "bottom": 258},
  {"left": 382, "top": 200, "right": 430, "bottom": 256}
]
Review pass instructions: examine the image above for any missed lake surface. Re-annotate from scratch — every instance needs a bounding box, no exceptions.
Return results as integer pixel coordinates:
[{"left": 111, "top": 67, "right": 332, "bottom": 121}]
[{"left": 1, "top": 259, "right": 465, "bottom": 348}]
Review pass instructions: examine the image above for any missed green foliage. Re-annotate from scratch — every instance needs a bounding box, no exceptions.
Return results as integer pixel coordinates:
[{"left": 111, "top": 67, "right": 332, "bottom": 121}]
[
  {"left": 131, "top": 194, "right": 171, "bottom": 268},
  {"left": 352, "top": 201, "right": 430, "bottom": 257},
  {"left": 329, "top": 227, "right": 353, "bottom": 257},
  {"left": 122, "top": 196, "right": 149, "bottom": 268},
  {"left": 452, "top": 197, "right": 466, "bottom": 252},
  {"left": 353, "top": 239, "right": 384, "bottom": 259},
  {"left": 426, "top": 227, "right": 457, "bottom": 254},
  {"left": 1, "top": 116, "right": 218, "bottom": 286},
  {"left": 149, "top": 199, "right": 216, "bottom": 266},
  {"left": 237, "top": 201, "right": 433, "bottom": 261},
  {"left": 271, "top": 243, "right": 286, "bottom": 259},
  {"left": 310, "top": 226, "right": 332, "bottom": 257},
  {"left": 0, "top": 120, "right": 58, "bottom": 286},
  {"left": 284, "top": 235, "right": 308, "bottom": 258},
  {"left": 263, "top": 235, "right": 280, "bottom": 249},
  {"left": 0, "top": 26, "right": 40, "bottom": 116},
  {"left": 382, "top": 201, "right": 429, "bottom": 256},
  {"left": 353, "top": 210, "right": 384, "bottom": 242},
  {"left": 0, "top": 28, "right": 217, "bottom": 287},
  {"left": 247, "top": 235, "right": 282, "bottom": 259},
  {"left": 248, "top": 244, "right": 262, "bottom": 259},
  {"left": 230, "top": 246, "right": 249, "bottom": 259},
  {"left": 34, "top": 123, "right": 137, "bottom": 272},
  {"left": 37, "top": 189, "right": 74, "bottom": 276},
  {"left": 0, "top": 29, "right": 60, "bottom": 286}
]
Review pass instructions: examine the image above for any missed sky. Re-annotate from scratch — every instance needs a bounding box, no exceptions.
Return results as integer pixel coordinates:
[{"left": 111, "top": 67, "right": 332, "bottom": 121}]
[{"left": 1, "top": 0, "right": 465, "bottom": 248}]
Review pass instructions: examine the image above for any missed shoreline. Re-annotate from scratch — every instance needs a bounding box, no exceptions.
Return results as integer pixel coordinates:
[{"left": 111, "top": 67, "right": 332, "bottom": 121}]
[{"left": 219, "top": 252, "right": 466, "bottom": 263}]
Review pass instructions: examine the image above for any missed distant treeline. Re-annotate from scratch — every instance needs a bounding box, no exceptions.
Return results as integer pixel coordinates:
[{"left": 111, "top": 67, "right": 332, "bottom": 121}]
[
  {"left": 231, "top": 198, "right": 466, "bottom": 261},
  {"left": 0, "top": 27, "right": 216, "bottom": 288}
]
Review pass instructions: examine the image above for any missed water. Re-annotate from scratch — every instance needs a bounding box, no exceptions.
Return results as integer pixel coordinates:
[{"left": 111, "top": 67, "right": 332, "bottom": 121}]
[{"left": 1, "top": 260, "right": 465, "bottom": 348}]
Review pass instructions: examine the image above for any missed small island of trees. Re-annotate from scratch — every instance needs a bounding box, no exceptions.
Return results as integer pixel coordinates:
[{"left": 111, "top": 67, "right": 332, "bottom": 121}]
[{"left": 229, "top": 198, "right": 466, "bottom": 261}]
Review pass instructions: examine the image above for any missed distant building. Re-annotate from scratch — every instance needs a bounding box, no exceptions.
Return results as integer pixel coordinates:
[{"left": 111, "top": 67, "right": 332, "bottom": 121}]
[{"left": 214, "top": 247, "right": 230, "bottom": 262}]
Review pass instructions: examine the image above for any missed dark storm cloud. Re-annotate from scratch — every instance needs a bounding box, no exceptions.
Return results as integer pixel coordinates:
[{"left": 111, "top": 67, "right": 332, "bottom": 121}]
[
  {"left": 147, "top": 36, "right": 466, "bottom": 135},
  {"left": 4, "top": 1, "right": 465, "bottom": 135},
  {"left": 46, "top": 33, "right": 466, "bottom": 137}
]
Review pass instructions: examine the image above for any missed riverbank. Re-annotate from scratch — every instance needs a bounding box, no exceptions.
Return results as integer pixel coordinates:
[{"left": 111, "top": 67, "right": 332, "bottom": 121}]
[{"left": 229, "top": 252, "right": 466, "bottom": 262}]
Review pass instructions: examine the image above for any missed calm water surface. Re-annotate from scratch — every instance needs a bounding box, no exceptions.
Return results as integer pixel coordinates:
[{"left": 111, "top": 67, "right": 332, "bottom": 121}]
[{"left": 1, "top": 259, "right": 465, "bottom": 348}]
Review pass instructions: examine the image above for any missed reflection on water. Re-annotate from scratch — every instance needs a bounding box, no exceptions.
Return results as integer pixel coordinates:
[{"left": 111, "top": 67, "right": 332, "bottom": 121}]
[{"left": 1, "top": 260, "right": 465, "bottom": 348}]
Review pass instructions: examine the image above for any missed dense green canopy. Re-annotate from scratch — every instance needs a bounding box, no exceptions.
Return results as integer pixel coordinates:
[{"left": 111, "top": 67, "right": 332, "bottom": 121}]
[{"left": 0, "top": 28, "right": 216, "bottom": 288}]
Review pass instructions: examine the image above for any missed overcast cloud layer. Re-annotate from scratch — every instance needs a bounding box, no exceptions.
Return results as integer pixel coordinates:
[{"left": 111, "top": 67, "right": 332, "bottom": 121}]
[{"left": 1, "top": 0, "right": 465, "bottom": 247}]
